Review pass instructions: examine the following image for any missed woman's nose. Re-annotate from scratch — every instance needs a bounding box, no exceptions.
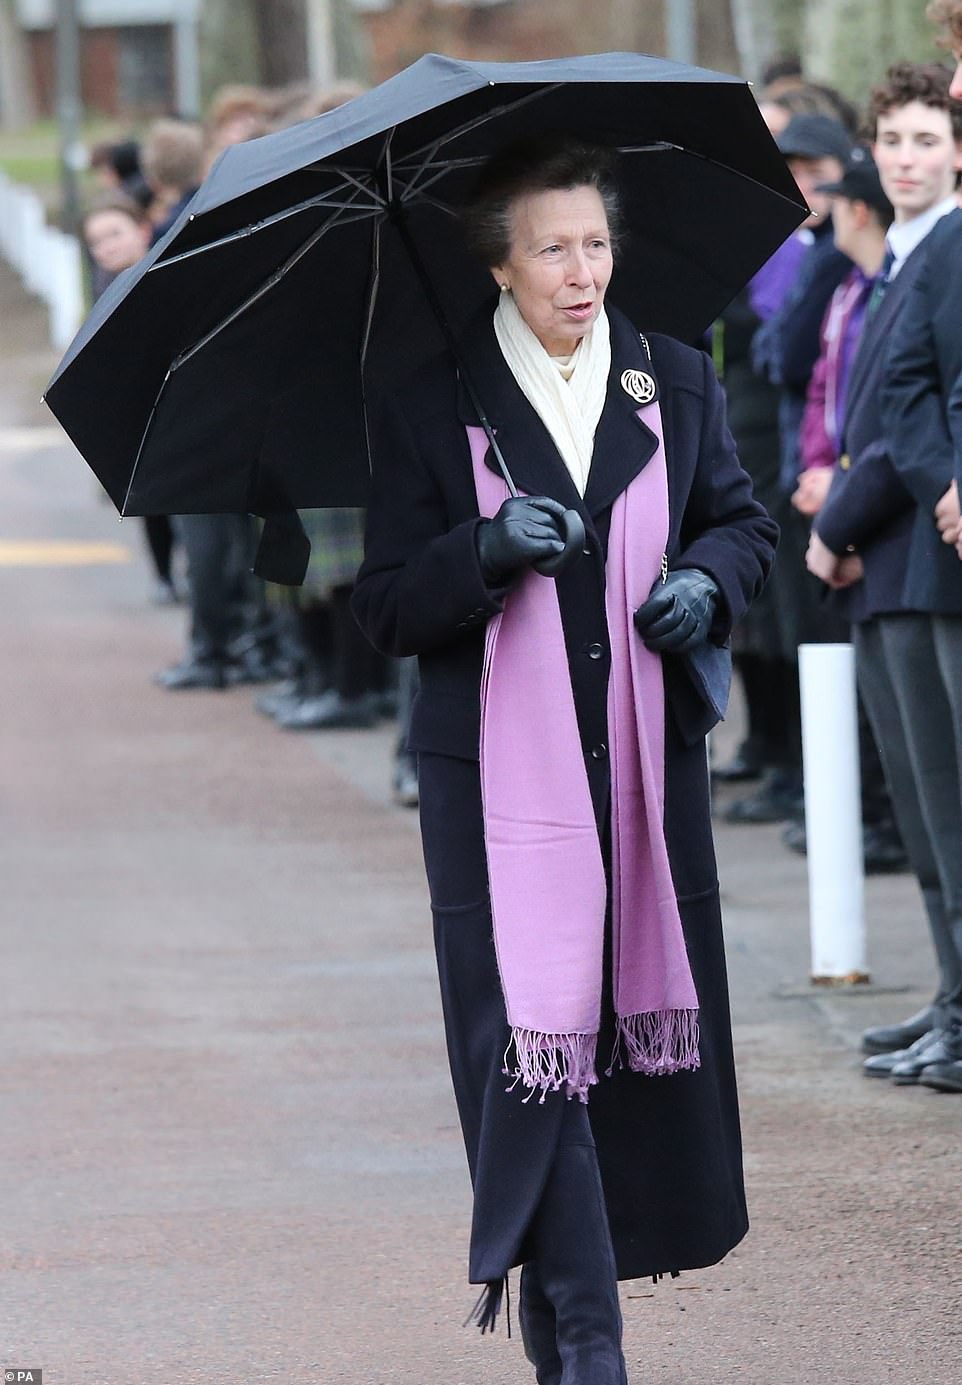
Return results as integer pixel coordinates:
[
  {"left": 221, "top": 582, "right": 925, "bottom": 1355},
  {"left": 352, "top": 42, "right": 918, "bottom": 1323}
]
[{"left": 567, "top": 252, "right": 593, "bottom": 286}]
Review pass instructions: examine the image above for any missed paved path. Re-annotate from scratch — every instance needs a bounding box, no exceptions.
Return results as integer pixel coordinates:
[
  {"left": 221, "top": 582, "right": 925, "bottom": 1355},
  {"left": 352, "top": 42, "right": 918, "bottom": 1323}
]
[{"left": 1, "top": 262, "right": 959, "bottom": 1385}]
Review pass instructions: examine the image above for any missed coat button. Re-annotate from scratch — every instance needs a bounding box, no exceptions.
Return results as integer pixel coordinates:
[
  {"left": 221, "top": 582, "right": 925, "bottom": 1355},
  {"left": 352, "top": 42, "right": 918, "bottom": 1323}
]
[
  {"left": 586, "top": 642, "right": 604, "bottom": 660},
  {"left": 582, "top": 547, "right": 592, "bottom": 557},
  {"left": 591, "top": 743, "right": 607, "bottom": 759}
]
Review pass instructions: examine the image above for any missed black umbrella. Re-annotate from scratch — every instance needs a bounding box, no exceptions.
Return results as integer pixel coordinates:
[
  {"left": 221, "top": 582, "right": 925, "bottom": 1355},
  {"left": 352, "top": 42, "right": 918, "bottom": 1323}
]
[{"left": 44, "top": 51, "right": 807, "bottom": 527}]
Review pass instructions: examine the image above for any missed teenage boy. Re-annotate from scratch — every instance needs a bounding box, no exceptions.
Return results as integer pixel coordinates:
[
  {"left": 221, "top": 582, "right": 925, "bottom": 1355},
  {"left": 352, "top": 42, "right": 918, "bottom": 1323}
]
[{"left": 807, "top": 61, "right": 962, "bottom": 1089}]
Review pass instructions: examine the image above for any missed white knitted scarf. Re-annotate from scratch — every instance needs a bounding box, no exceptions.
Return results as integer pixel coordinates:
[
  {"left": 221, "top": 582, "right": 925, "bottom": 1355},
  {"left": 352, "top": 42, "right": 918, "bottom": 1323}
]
[{"left": 493, "top": 291, "right": 611, "bottom": 497}]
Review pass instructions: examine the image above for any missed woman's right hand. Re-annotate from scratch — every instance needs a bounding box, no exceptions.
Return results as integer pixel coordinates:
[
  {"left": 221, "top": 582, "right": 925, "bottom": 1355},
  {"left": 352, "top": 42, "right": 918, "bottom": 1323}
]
[{"left": 476, "top": 495, "right": 568, "bottom": 583}]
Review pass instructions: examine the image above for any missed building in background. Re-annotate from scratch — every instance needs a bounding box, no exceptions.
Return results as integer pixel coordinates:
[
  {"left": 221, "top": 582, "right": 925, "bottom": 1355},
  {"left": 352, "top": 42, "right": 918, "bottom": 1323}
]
[{"left": 16, "top": 0, "right": 201, "bottom": 117}]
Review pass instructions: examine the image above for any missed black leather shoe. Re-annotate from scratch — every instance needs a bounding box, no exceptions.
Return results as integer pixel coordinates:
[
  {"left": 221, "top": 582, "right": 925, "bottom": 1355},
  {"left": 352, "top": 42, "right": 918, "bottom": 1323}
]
[
  {"left": 392, "top": 756, "right": 419, "bottom": 808},
  {"left": 890, "top": 1031, "right": 954, "bottom": 1085},
  {"left": 862, "top": 1029, "right": 943, "bottom": 1079},
  {"left": 917, "top": 1058, "right": 962, "bottom": 1092},
  {"left": 861, "top": 1007, "right": 936, "bottom": 1056},
  {"left": 277, "top": 690, "right": 378, "bottom": 730},
  {"left": 781, "top": 820, "right": 807, "bottom": 855},
  {"left": 722, "top": 769, "right": 804, "bottom": 824},
  {"left": 862, "top": 823, "right": 909, "bottom": 875},
  {"left": 711, "top": 741, "right": 766, "bottom": 784},
  {"left": 153, "top": 660, "right": 226, "bottom": 690}
]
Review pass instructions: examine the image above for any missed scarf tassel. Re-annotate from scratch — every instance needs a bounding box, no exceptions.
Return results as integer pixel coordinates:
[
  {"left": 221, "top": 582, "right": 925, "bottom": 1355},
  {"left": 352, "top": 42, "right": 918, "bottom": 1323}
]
[
  {"left": 504, "top": 1028, "right": 599, "bottom": 1104},
  {"left": 614, "top": 1008, "right": 700, "bottom": 1076},
  {"left": 465, "top": 1276, "right": 511, "bottom": 1336}
]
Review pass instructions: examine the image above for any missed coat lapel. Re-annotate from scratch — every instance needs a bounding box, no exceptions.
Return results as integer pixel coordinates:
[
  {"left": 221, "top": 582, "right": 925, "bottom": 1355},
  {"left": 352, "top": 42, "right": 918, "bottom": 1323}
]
[
  {"left": 455, "top": 305, "right": 660, "bottom": 525},
  {"left": 582, "top": 311, "right": 660, "bottom": 519},
  {"left": 845, "top": 248, "right": 922, "bottom": 427}
]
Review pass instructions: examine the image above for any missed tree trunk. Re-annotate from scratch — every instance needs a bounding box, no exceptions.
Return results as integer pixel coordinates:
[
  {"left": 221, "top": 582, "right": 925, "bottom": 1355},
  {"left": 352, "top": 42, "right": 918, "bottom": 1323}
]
[
  {"left": 729, "top": 0, "right": 805, "bottom": 82},
  {"left": 0, "top": 0, "right": 36, "bottom": 128},
  {"left": 251, "top": 0, "right": 310, "bottom": 86}
]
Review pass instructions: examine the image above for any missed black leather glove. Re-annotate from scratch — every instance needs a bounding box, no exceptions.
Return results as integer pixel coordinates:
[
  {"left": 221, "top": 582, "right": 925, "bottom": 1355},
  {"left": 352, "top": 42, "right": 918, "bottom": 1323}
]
[
  {"left": 633, "top": 568, "right": 719, "bottom": 653},
  {"left": 476, "top": 495, "right": 569, "bottom": 584}
]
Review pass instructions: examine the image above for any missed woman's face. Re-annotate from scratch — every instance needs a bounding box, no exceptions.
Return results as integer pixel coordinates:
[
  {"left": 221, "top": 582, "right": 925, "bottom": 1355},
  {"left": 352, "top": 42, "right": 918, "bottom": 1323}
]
[
  {"left": 83, "top": 209, "right": 151, "bottom": 274},
  {"left": 492, "top": 184, "right": 614, "bottom": 356}
]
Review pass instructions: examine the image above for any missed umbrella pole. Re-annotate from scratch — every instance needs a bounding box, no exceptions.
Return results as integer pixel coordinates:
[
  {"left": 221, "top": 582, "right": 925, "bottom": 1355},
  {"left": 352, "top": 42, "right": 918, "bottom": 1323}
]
[{"left": 391, "top": 211, "right": 519, "bottom": 499}]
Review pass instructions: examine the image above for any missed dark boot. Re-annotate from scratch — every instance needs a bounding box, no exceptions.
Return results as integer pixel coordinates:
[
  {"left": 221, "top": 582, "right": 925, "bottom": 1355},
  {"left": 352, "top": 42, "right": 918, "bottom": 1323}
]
[
  {"left": 520, "top": 1262, "right": 562, "bottom": 1385},
  {"left": 528, "top": 1143, "right": 628, "bottom": 1385}
]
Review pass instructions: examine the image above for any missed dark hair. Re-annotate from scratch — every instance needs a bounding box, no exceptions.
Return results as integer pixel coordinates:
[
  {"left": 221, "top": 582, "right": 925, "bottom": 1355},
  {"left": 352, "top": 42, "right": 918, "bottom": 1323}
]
[
  {"left": 768, "top": 82, "right": 859, "bottom": 135},
  {"left": 927, "top": 0, "right": 962, "bottom": 51},
  {"left": 761, "top": 54, "right": 804, "bottom": 88},
  {"left": 867, "top": 61, "right": 962, "bottom": 143},
  {"left": 461, "top": 134, "right": 623, "bottom": 268},
  {"left": 82, "top": 191, "right": 151, "bottom": 231}
]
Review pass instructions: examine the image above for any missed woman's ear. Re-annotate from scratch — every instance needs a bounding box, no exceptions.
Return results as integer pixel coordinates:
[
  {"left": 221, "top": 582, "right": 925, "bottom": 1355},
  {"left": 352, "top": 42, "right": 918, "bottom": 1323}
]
[{"left": 490, "top": 265, "right": 508, "bottom": 292}]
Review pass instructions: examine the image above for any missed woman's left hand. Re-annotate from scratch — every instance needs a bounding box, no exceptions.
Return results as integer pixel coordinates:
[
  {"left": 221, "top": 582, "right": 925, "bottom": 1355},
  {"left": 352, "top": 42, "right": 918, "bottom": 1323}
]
[{"left": 633, "top": 568, "right": 718, "bottom": 653}]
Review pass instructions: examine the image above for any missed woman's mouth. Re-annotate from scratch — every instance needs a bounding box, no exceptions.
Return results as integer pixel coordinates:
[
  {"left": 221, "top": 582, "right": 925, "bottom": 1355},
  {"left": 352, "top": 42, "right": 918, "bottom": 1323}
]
[{"left": 561, "top": 302, "right": 595, "bottom": 320}]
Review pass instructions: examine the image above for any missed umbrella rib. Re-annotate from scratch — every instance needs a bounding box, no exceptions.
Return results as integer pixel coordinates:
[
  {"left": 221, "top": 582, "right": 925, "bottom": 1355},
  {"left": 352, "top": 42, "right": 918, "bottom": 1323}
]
[
  {"left": 121, "top": 369, "right": 171, "bottom": 517},
  {"left": 658, "top": 144, "right": 808, "bottom": 214},
  {"left": 170, "top": 205, "right": 375, "bottom": 372},
  {"left": 396, "top": 84, "right": 563, "bottom": 200},
  {"left": 120, "top": 202, "right": 378, "bottom": 514},
  {"left": 151, "top": 181, "right": 382, "bottom": 269}
]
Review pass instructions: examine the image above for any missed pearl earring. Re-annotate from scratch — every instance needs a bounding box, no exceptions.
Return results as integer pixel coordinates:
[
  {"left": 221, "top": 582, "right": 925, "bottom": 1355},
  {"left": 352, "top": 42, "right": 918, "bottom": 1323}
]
[{"left": 500, "top": 283, "right": 509, "bottom": 292}]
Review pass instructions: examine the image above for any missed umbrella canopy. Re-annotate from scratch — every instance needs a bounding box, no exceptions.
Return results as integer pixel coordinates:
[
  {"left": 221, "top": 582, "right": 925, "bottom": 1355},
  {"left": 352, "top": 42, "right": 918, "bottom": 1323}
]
[{"left": 45, "top": 51, "right": 807, "bottom": 519}]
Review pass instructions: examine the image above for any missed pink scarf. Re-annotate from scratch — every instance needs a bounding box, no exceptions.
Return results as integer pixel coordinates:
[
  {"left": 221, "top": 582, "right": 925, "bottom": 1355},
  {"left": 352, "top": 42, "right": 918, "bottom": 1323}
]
[{"left": 469, "top": 398, "right": 699, "bottom": 1103}]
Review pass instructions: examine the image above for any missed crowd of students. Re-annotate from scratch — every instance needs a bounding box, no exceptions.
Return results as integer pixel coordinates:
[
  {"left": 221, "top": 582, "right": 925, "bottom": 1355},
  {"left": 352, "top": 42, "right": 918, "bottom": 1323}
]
[
  {"left": 80, "top": 79, "right": 419, "bottom": 806},
  {"left": 77, "top": 4, "right": 962, "bottom": 1091},
  {"left": 717, "top": 0, "right": 962, "bottom": 1094}
]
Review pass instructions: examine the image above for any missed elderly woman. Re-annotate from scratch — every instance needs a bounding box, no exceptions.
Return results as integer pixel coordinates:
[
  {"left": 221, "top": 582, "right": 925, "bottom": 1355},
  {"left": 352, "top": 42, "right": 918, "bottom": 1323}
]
[{"left": 352, "top": 136, "right": 777, "bottom": 1384}]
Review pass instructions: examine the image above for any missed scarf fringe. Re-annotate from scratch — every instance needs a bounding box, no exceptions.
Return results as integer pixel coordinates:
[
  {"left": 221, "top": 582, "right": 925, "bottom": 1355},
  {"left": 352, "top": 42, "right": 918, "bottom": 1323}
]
[
  {"left": 465, "top": 1277, "right": 511, "bottom": 1336},
  {"left": 504, "top": 1028, "right": 599, "bottom": 1104},
  {"left": 612, "top": 1009, "right": 701, "bottom": 1076}
]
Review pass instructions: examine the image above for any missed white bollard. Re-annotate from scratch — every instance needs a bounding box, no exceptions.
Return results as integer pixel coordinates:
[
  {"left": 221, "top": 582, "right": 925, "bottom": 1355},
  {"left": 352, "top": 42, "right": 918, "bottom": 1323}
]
[{"left": 798, "top": 643, "right": 868, "bottom": 983}]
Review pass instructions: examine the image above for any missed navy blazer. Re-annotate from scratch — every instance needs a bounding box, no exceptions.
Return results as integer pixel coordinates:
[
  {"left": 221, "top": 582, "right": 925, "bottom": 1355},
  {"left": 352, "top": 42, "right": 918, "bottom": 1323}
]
[
  {"left": 814, "top": 244, "right": 921, "bottom": 621},
  {"left": 880, "top": 208, "right": 962, "bottom": 614},
  {"left": 353, "top": 305, "right": 777, "bottom": 777}
]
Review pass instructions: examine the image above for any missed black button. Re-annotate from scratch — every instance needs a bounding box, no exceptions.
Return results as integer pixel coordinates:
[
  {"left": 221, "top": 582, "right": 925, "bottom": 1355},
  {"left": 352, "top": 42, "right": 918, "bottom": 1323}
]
[
  {"left": 586, "top": 642, "right": 604, "bottom": 660},
  {"left": 591, "top": 744, "right": 607, "bottom": 759},
  {"left": 582, "top": 547, "right": 592, "bottom": 557}
]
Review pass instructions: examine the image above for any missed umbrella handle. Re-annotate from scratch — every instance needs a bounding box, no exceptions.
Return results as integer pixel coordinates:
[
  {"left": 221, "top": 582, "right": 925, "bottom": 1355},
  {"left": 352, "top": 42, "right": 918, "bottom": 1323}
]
[{"left": 532, "top": 507, "right": 586, "bottom": 577}]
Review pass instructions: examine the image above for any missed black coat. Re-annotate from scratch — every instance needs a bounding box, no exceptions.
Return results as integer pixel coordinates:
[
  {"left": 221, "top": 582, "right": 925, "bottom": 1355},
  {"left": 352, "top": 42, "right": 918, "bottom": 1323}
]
[
  {"left": 814, "top": 243, "right": 923, "bottom": 622},
  {"left": 353, "top": 306, "right": 777, "bottom": 1284},
  {"left": 881, "top": 208, "right": 962, "bottom": 614}
]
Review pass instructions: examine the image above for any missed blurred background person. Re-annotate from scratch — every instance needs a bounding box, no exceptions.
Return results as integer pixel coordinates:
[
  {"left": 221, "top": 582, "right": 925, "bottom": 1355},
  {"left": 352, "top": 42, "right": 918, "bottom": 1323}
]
[
  {"left": 141, "top": 118, "right": 204, "bottom": 245},
  {"left": 82, "top": 192, "right": 179, "bottom": 607}
]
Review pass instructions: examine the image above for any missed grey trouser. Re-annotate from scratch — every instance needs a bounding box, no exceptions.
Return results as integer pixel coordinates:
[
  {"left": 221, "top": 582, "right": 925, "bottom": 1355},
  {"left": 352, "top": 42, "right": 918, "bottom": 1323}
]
[
  {"left": 854, "top": 614, "right": 962, "bottom": 1028},
  {"left": 174, "top": 513, "right": 254, "bottom": 664}
]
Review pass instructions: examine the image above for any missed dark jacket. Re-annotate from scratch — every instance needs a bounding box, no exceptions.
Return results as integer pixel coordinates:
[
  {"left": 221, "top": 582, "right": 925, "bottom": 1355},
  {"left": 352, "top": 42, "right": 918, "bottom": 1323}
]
[
  {"left": 752, "top": 220, "right": 852, "bottom": 490},
  {"left": 353, "top": 305, "right": 775, "bottom": 1286},
  {"left": 814, "top": 244, "right": 924, "bottom": 621},
  {"left": 880, "top": 208, "right": 962, "bottom": 614}
]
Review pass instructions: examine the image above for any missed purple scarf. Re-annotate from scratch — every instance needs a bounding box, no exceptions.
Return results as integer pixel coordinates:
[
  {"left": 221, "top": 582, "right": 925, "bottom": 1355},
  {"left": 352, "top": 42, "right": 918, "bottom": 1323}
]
[{"left": 469, "top": 398, "right": 700, "bottom": 1104}]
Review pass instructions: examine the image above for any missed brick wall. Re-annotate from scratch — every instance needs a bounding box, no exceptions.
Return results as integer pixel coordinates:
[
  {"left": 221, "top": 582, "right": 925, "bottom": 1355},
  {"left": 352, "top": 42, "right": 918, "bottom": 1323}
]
[{"left": 361, "top": 1, "right": 739, "bottom": 84}]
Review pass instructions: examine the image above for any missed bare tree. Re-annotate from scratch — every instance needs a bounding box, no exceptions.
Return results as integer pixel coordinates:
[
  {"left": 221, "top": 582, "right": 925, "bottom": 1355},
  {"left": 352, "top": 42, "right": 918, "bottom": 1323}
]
[
  {"left": 0, "top": 0, "right": 36, "bottom": 128},
  {"left": 252, "top": 0, "right": 311, "bottom": 85}
]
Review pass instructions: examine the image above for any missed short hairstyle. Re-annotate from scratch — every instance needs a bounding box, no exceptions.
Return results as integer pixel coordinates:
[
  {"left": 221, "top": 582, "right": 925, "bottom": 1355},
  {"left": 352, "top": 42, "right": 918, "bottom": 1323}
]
[
  {"left": 769, "top": 82, "right": 859, "bottom": 135},
  {"left": 761, "top": 54, "right": 804, "bottom": 88},
  {"left": 82, "top": 192, "right": 150, "bottom": 232},
  {"left": 867, "top": 61, "right": 962, "bottom": 143},
  {"left": 927, "top": 0, "right": 962, "bottom": 51},
  {"left": 462, "top": 135, "right": 624, "bottom": 268},
  {"left": 206, "top": 84, "right": 270, "bottom": 136},
  {"left": 142, "top": 119, "right": 204, "bottom": 193}
]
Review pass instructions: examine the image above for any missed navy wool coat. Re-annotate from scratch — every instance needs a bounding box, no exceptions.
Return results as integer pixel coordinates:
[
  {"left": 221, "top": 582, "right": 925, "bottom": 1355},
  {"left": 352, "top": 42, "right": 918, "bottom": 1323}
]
[{"left": 352, "top": 305, "right": 777, "bottom": 1285}]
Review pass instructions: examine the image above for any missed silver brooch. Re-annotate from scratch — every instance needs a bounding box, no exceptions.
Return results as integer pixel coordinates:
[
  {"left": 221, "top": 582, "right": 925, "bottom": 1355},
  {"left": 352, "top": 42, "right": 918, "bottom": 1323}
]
[{"left": 620, "top": 369, "right": 656, "bottom": 404}]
